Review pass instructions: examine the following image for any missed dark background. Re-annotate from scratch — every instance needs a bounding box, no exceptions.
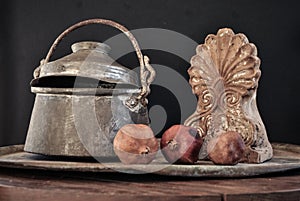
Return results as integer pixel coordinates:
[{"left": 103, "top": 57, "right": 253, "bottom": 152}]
[{"left": 0, "top": 0, "right": 299, "bottom": 146}]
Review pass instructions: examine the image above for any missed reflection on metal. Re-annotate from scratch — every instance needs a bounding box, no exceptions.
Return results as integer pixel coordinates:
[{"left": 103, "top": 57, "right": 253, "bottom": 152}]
[{"left": 25, "top": 19, "right": 155, "bottom": 157}]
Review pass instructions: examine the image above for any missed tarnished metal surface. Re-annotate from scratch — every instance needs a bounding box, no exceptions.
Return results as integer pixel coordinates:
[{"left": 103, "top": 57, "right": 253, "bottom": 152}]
[
  {"left": 25, "top": 19, "right": 155, "bottom": 157},
  {"left": 25, "top": 92, "right": 149, "bottom": 157},
  {"left": 37, "top": 18, "right": 156, "bottom": 102},
  {"left": 2, "top": 143, "right": 300, "bottom": 177},
  {"left": 34, "top": 41, "right": 139, "bottom": 86},
  {"left": 31, "top": 87, "right": 141, "bottom": 95}
]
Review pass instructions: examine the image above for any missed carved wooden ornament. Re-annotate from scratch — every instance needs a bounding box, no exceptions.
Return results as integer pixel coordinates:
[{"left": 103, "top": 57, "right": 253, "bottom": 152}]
[{"left": 184, "top": 28, "right": 273, "bottom": 163}]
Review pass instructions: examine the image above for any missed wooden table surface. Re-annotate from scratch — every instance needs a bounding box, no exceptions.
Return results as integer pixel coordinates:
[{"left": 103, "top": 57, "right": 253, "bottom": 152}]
[{"left": 0, "top": 166, "right": 300, "bottom": 201}]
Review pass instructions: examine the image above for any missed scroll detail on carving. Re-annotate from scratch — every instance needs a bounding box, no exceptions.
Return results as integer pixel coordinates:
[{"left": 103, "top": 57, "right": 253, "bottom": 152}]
[{"left": 184, "top": 28, "right": 273, "bottom": 163}]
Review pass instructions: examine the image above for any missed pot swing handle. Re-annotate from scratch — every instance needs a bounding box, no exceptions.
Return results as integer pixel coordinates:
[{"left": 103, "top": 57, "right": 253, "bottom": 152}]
[{"left": 41, "top": 18, "right": 155, "bottom": 108}]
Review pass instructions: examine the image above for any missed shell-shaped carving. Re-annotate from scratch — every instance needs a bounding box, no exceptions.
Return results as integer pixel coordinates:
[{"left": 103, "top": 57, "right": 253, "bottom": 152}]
[
  {"left": 188, "top": 28, "right": 261, "bottom": 98},
  {"left": 185, "top": 28, "right": 273, "bottom": 163}
]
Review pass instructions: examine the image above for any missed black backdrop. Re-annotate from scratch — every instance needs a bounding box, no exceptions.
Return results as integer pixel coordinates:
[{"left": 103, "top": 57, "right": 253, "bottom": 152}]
[{"left": 0, "top": 0, "right": 300, "bottom": 146}]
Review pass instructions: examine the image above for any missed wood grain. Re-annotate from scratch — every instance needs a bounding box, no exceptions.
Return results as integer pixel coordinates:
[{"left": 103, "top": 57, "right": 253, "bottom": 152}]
[{"left": 0, "top": 167, "right": 300, "bottom": 201}]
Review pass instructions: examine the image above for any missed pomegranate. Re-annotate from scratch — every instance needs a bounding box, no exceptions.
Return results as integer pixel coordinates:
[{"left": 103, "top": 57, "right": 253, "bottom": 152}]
[
  {"left": 113, "top": 124, "right": 159, "bottom": 164},
  {"left": 160, "top": 125, "right": 203, "bottom": 164},
  {"left": 207, "top": 131, "right": 246, "bottom": 165}
]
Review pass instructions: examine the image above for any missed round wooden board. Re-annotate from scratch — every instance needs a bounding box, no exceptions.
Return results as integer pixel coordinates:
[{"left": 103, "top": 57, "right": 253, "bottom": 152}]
[{"left": 0, "top": 143, "right": 300, "bottom": 177}]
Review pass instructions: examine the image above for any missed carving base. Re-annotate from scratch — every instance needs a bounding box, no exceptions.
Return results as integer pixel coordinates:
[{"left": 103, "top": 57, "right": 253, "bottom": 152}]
[{"left": 243, "top": 145, "right": 273, "bottom": 163}]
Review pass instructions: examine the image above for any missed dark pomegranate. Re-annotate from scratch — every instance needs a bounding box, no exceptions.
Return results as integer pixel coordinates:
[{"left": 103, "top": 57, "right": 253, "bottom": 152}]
[
  {"left": 160, "top": 125, "right": 203, "bottom": 164},
  {"left": 207, "top": 131, "right": 246, "bottom": 165}
]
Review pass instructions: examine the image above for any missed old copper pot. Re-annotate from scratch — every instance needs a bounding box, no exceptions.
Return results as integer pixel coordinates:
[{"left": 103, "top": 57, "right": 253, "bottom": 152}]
[{"left": 24, "top": 19, "right": 155, "bottom": 157}]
